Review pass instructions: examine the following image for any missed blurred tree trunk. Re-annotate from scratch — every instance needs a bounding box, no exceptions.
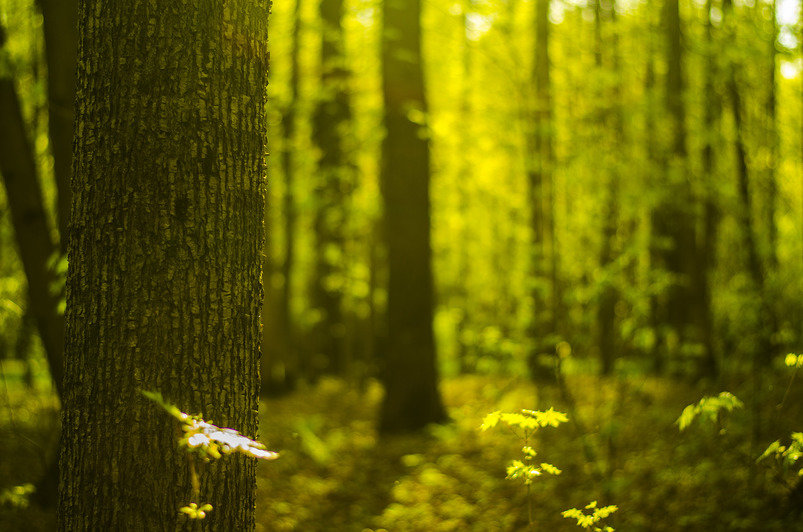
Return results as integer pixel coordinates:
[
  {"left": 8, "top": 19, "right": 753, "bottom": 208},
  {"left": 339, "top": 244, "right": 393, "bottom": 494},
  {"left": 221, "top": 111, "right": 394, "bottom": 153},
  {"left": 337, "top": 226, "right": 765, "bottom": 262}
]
[
  {"left": 644, "top": 0, "right": 659, "bottom": 368},
  {"left": 595, "top": 0, "right": 622, "bottom": 376},
  {"left": 456, "top": 0, "right": 473, "bottom": 374},
  {"left": 0, "top": 30, "right": 64, "bottom": 400},
  {"left": 722, "top": 0, "right": 768, "bottom": 340},
  {"left": 262, "top": 0, "right": 302, "bottom": 396},
  {"left": 378, "top": 0, "right": 446, "bottom": 433},
  {"left": 37, "top": 0, "right": 78, "bottom": 252},
  {"left": 526, "top": 0, "right": 556, "bottom": 381},
  {"left": 15, "top": 305, "right": 36, "bottom": 389},
  {"left": 650, "top": 0, "right": 696, "bottom": 372},
  {"left": 764, "top": 0, "right": 778, "bottom": 269},
  {"left": 694, "top": 0, "right": 721, "bottom": 379},
  {"left": 281, "top": 0, "right": 300, "bottom": 381},
  {"left": 310, "top": 0, "right": 352, "bottom": 376},
  {"left": 58, "top": 1, "right": 268, "bottom": 529},
  {"left": 722, "top": 0, "right": 772, "bottom": 448}
]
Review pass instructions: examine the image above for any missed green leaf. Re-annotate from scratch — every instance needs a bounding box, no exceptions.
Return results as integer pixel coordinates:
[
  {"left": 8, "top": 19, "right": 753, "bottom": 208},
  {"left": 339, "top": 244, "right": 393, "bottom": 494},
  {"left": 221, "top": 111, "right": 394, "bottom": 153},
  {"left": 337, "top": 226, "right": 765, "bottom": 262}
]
[
  {"left": 480, "top": 411, "right": 501, "bottom": 431},
  {"left": 541, "top": 462, "right": 562, "bottom": 475}
]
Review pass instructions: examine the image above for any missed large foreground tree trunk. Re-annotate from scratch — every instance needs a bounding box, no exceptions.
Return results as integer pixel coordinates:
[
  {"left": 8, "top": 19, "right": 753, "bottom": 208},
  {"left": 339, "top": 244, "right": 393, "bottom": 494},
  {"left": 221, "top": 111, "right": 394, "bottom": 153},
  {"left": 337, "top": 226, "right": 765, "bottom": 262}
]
[
  {"left": 378, "top": 0, "right": 446, "bottom": 433},
  {"left": 58, "top": 2, "right": 269, "bottom": 530}
]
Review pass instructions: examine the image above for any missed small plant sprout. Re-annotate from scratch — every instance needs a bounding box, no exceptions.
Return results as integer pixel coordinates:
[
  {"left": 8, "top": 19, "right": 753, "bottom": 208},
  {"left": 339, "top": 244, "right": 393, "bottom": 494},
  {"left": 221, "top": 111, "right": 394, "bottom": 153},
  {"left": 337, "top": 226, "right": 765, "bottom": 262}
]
[
  {"left": 676, "top": 392, "right": 743, "bottom": 431},
  {"left": 562, "top": 500, "right": 618, "bottom": 531},
  {"left": 141, "top": 390, "right": 278, "bottom": 519},
  {"left": 779, "top": 353, "right": 803, "bottom": 407},
  {"left": 481, "top": 408, "right": 568, "bottom": 528},
  {"left": 758, "top": 432, "right": 803, "bottom": 486}
]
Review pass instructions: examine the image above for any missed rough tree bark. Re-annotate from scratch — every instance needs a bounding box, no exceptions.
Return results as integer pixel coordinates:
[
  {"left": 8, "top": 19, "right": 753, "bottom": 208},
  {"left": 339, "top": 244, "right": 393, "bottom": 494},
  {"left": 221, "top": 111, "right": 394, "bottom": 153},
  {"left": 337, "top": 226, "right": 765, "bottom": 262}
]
[
  {"left": 58, "top": 2, "right": 269, "bottom": 529},
  {"left": 378, "top": 0, "right": 446, "bottom": 433}
]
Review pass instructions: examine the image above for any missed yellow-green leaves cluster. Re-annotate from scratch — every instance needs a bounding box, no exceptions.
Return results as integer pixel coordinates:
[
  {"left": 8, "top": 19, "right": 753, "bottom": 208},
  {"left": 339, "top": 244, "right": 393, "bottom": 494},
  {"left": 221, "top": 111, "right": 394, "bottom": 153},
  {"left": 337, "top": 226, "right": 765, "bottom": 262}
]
[
  {"left": 505, "top": 458, "right": 562, "bottom": 484},
  {"left": 785, "top": 353, "right": 803, "bottom": 368},
  {"left": 481, "top": 407, "right": 568, "bottom": 432},
  {"left": 141, "top": 390, "right": 279, "bottom": 462},
  {"left": 179, "top": 502, "right": 213, "bottom": 519},
  {"left": 481, "top": 408, "right": 567, "bottom": 487},
  {"left": 0, "top": 483, "right": 34, "bottom": 509},
  {"left": 179, "top": 418, "right": 279, "bottom": 461},
  {"left": 676, "top": 392, "right": 743, "bottom": 431},
  {"left": 758, "top": 432, "right": 803, "bottom": 475},
  {"left": 562, "top": 501, "right": 618, "bottom": 531}
]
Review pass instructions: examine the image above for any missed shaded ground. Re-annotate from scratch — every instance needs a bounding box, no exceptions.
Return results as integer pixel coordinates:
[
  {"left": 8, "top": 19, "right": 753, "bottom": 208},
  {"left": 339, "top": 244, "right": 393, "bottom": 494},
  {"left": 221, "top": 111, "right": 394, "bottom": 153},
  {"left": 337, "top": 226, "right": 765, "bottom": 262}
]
[{"left": 1, "top": 364, "right": 801, "bottom": 530}]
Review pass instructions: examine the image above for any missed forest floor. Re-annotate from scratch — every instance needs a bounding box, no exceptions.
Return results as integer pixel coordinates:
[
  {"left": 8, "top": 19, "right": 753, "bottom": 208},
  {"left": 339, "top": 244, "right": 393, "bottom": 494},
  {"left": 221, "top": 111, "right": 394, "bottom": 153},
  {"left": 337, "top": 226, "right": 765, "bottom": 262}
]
[{"left": 1, "top": 363, "right": 801, "bottom": 531}]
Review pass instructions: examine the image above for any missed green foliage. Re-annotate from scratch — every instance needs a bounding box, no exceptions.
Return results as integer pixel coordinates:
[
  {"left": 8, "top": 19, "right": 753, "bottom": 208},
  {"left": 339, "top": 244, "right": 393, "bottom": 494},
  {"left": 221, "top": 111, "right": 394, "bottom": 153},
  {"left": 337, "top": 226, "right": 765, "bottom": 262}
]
[
  {"left": 481, "top": 408, "right": 567, "bottom": 486},
  {"left": 758, "top": 433, "right": 803, "bottom": 477},
  {"left": 141, "top": 390, "right": 278, "bottom": 519},
  {"left": 179, "top": 502, "right": 214, "bottom": 520},
  {"left": 46, "top": 252, "right": 68, "bottom": 315},
  {"left": 0, "top": 484, "right": 34, "bottom": 509},
  {"left": 676, "top": 392, "right": 743, "bottom": 431},
  {"left": 562, "top": 501, "right": 618, "bottom": 531},
  {"left": 481, "top": 408, "right": 567, "bottom": 525},
  {"left": 481, "top": 407, "right": 569, "bottom": 432},
  {"left": 784, "top": 353, "right": 803, "bottom": 368},
  {"left": 142, "top": 390, "right": 278, "bottom": 462}
]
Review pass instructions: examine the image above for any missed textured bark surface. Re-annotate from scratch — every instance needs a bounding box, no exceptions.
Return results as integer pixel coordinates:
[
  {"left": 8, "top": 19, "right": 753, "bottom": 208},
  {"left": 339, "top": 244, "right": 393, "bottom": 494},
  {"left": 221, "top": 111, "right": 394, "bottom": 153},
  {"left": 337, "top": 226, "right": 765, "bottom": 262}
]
[
  {"left": 58, "top": 1, "right": 269, "bottom": 530},
  {"left": 379, "top": 0, "right": 446, "bottom": 433},
  {"left": 0, "top": 70, "right": 65, "bottom": 399}
]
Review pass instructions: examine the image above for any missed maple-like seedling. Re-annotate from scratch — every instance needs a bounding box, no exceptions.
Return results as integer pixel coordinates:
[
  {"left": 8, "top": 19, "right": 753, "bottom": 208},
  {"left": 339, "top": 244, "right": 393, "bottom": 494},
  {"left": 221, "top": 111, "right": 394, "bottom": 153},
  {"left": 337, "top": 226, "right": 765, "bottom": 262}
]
[{"left": 142, "top": 390, "right": 279, "bottom": 519}]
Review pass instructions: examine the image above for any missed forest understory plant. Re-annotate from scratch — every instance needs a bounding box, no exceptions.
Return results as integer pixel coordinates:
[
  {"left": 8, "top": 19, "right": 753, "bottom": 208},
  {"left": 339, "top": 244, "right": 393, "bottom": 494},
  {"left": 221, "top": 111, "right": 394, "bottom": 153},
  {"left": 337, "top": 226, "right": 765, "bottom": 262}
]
[
  {"left": 757, "top": 354, "right": 803, "bottom": 506},
  {"left": 562, "top": 500, "right": 618, "bottom": 531},
  {"left": 678, "top": 366, "right": 803, "bottom": 518},
  {"left": 142, "top": 391, "right": 278, "bottom": 519},
  {"left": 480, "top": 408, "right": 567, "bottom": 528}
]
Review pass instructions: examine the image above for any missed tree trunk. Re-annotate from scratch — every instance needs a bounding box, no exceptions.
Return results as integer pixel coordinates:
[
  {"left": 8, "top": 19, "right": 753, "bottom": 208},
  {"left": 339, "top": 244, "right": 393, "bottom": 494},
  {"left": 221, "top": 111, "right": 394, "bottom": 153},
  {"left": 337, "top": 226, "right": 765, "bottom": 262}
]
[
  {"left": 650, "top": 0, "right": 696, "bottom": 372},
  {"left": 594, "top": 0, "right": 622, "bottom": 376},
  {"left": 764, "top": 0, "right": 778, "bottom": 269},
  {"left": 723, "top": 0, "right": 772, "bottom": 450},
  {"left": 455, "top": 0, "right": 473, "bottom": 374},
  {"left": 378, "top": 0, "right": 446, "bottom": 433},
  {"left": 58, "top": 2, "right": 269, "bottom": 529},
  {"left": 526, "top": 0, "right": 556, "bottom": 380},
  {"left": 37, "top": 0, "right": 78, "bottom": 253},
  {"left": 262, "top": 0, "right": 301, "bottom": 396},
  {"left": 695, "top": 0, "right": 721, "bottom": 379},
  {"left": 310, "top": 0, "right": 352, "bottom": 376},
  {"left": 0, "top": 39, "right": 65, "bottom": 399}
]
